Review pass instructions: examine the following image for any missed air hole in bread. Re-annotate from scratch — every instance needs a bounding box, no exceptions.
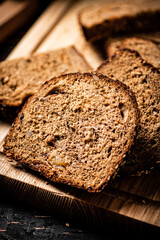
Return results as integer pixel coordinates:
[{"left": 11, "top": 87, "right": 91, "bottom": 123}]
[
  {"left": 44, "top": 86, "right": 66, "bottom": 97},
  {"left": 119, "top": 103, "right": 128, "bottom": 122},
  {"left": 153, "top": 108, "right": 159, "bottom": 114},
  {"left": 150, "top": 139, "right": 156, "bottom": 146},
  {"left": 10, "top": 85, "right": 17, "bottom": 91},
  {"left": 19, "top": 113, "right": 24, "bottom": 124},
  {"left": 54, "top": 135, "right": 61, "bottom": 140},
  {"left": 46, "top": 134, "right": 63, "bottom": 148},
  {"left": 108, "top": 146, "right": 112, "bottom": 158},
  {"left": 47, "top": 141, "right": 54, "bottom": 147},
  {"left": 141, "top": 78, "right": 147, "bottom": 84},
  {"left": 104, "top": 103, "right": 109, "bottom": 107}
]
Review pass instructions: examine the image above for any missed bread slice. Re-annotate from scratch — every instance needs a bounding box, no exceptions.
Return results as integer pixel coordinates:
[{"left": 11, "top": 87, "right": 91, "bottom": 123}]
[
  {"left": 97, "top": 49, "right": 160, "bottom": 175},
  {"left": 79, "top": 0, "right": 160, "bottom": 41},
  {"left": 3, "top": 72, "right": 139, "bottom": 192},
  {"left": 120, "top": 38, "right": 160, "bottom": 69},
  {"left": 105, "top": 31, "right": 160, "bottom": 58},
  {"left": 106, "top": 37, "right": 160, "bottom": 68},
  {"left": 105, "top": 37, "right": 124, "bottom": 58},
  {"left": 0, "top": 46, "right": 91, "bottom": 121}
]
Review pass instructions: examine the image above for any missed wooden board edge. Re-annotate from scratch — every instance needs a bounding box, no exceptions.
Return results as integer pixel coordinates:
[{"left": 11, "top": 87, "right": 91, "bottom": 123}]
[
  {"left": 7, "top": 0, "right": 73, "bottom": 60},
  {"left": 0, "top": 173, "right": 159, "bottom": 232}
]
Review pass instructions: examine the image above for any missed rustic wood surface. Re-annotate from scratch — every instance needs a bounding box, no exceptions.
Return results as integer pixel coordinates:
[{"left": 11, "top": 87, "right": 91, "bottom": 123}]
[
  {"left": 8, "top": 0, "right": 73, "bottom": 60},
  {"left": 0, "top": 0, "right": 160, "bottom": 232}
]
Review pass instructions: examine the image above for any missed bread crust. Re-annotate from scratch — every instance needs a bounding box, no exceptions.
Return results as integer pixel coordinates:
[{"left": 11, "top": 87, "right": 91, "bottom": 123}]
[{"left": 97, "top": 48, "right": 160, "bottom": 74}]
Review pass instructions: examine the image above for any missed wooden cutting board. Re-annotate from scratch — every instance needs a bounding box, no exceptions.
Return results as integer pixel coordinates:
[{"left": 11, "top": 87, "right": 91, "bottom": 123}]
[{"left": 0, "top": 0, "right": 160, "bottom": 231}]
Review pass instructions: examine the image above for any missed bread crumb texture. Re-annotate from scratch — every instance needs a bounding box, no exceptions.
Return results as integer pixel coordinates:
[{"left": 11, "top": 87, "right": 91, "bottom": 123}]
[
  {"left": 120, "top": 37, "right": 160, "bottom": 69},
  {"left": 4, "top": 73, "right": 138, "bottom": 191},
  {"left": 97, "top": 49, "right": 160, "bottom": 175},
  {"left": 0, "top": 46, "right": 91, "bottom": 119}
]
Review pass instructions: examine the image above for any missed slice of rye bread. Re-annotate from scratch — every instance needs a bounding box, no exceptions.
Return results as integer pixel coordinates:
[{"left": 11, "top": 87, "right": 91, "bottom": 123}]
[
  {"left": 79, "top": 0, "right": 160, "bottom": 41},
  {"left": 106, "top": 37, "right": 160, "bottom": 68},
  {"left": 120, "top": 38, "right": 160, "bottom": 69},
  {"left": 3, "top": 72, "right": 139, "bottom": 192},
  {"left": 97, "top": 49, "right": 160, "bottom": 175},
  {"left": 105, "top": 31, "right": 160, "bottom": 58},
  {"left": 0, "top": 46, "right": 91, "bottom": 121}
]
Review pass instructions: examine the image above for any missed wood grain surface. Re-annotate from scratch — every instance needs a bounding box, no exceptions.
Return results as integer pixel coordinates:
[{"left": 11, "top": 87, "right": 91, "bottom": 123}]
[
  {"left": 0, "top": 0, "right": 160, "bottom": 231},
  {"left": 8, "top": 0, "right": 73, "bottom": 59}
]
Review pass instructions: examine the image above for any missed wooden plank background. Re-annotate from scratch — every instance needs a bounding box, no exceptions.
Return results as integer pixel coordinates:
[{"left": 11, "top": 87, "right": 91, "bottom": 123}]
[{"left": 0, "top": 0, "right": 160, "bottom": 231}]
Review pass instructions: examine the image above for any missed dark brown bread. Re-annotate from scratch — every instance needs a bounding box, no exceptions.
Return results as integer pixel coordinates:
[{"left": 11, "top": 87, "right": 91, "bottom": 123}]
[
  {"left": 120, "top": 38, "right": 160, "bottom": 69},
  {"left": 106, "top": 37, "right": 160, "bottom": 68},
  {"left": 3, "top": 73, "right": 139, "bottom": 192},
  {"left": 97, "top": 49, "right": 160, "bottom": 175},
  {"left": 0, "top": 46, "right": 91, "bottom": 121},
  {"left": 105, "top": 32, "right": 160, "bottom": 58},
  {"left": 105, "top": 37, "right": 124, "bottom": 58},
  {"left": 79, "top": 0, "right": 160, "bottom": 41}
]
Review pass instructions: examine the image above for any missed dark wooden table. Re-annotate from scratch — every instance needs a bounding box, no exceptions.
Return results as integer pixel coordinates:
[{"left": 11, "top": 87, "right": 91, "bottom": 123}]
[{"left": 0, "top": 191, "right": 113, "bottom": 240}]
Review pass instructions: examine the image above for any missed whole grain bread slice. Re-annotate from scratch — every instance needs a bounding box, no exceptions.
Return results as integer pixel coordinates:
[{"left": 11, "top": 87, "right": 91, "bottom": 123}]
[
  {"left": 3, "top": 72, "right": 139, "bottom": 192},
  {"left": 97, "top": 49, "right": 160, "bottom": 175},
  {"left": 120, "top": 38, "right": 160, "bottom": 69},
  {"left": 105, "top": 32, "right": 160, "bottom": 58},
  {"left": 0, "top": 46, "right": 91, "bottom": 121},
  {"left": 79, "top": 0, "right": 160, "bottom": 41},
  {"left": 106, "top": 37, "right": 160, "bottom": 68}
]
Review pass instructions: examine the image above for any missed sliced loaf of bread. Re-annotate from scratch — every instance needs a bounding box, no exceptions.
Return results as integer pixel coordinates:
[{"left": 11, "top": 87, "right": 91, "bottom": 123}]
[
  {"left": 0, "top": 46, "right": 91, "bottom": 120},
  {"left": 3, "top": 73, "right": 139, "bottom": 192},
  {"left": 106, "top": 37, "right": 160, "bottom": 68},
  {"left": 79, "top": 0, "right": 160, "bottom": 41},
  {"left": 97, "top": 49, "right": 160, "bottom": 175}
]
